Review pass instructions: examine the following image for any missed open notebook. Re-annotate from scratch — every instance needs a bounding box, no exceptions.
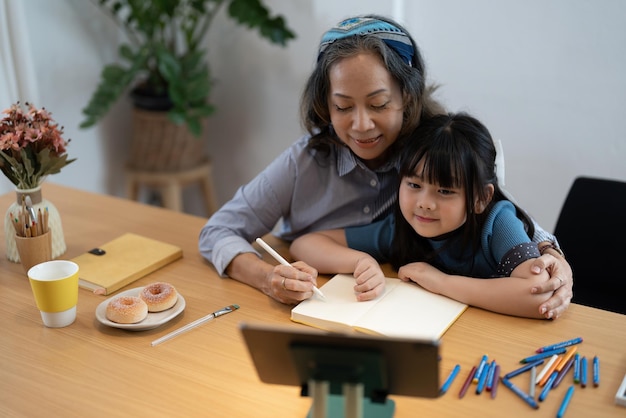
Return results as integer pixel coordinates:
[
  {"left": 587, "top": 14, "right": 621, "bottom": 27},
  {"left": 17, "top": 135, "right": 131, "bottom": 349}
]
[
  {"left": 291, "top": 274, "right": 467, "bottom": 340},
  {"left": 73, "top": 233, "right": 183, "bottom": 295}
]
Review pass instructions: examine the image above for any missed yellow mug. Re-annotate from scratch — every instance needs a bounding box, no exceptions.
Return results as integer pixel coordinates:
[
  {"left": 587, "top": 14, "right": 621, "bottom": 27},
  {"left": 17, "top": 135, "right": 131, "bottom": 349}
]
[{"left": 28, "top": 260, "right": 79, "bottom": 327}]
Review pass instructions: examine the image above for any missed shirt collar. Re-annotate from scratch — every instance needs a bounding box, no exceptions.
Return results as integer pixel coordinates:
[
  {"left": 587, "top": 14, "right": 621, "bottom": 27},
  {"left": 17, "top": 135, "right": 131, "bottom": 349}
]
[{"left": 336, "top": 144, "right": 400, "bottom": 176}]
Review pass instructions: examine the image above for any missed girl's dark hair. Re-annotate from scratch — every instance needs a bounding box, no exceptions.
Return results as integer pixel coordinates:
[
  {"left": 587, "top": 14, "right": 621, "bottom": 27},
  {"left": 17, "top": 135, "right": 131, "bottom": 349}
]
[
  {"left": 389, "top": 112, "right": 535, "bottom": 272},
  {"left": 300, "top": 14, "right": 444, "bottom": 157}
]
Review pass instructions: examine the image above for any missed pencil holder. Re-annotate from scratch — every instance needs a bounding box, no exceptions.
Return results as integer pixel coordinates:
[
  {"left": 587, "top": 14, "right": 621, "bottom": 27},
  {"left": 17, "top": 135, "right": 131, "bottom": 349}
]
[
  {"left": 4, "top": 186, "right": 66, "bottom": 262},
  {"left": 15, "top": 231, "right": 52, "bottom": 275}
]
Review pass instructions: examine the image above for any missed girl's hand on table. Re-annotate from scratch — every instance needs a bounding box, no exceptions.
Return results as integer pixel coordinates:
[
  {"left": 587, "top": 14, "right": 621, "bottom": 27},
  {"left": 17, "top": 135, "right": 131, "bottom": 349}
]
[{"left": 353, "top": 256, "right": 386, "bottom": 301}]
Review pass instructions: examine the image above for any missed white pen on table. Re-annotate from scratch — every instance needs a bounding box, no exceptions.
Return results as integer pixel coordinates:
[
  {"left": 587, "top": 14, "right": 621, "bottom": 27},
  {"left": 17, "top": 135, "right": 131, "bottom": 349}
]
[
  {"left": 255, "top": 237, "right": 326, "bottom": 301},
  {"left": 151, "top": 304, "right": 239, "bottom": 346}
]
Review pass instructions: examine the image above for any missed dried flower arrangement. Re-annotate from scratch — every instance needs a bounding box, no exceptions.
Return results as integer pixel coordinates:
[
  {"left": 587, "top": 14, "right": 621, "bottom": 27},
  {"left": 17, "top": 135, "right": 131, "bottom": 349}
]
[{"left": 0, "top": 102, "right": 75, "bottom": 189}]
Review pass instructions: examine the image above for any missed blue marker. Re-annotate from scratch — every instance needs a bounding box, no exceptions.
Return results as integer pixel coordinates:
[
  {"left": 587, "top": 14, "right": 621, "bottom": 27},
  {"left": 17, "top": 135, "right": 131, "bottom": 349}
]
[
  {"left": 476, "top": 360, "right": 492, "bottom": 394},
  {"left": 504, "top": 358, "right": 544, "bottom": 379},
  {"left": 440, "top": 364, "right": 460, "bottom": 395},
  {"left": 473, "top": 355, "right": 488, "bottom": 383},
  {"left": 538, "top": 371, "right": 558, "bottom": 402},
  {"left": 535, "top": 337, "right": 583, "bottom": 353},
  {"left": 520, "top": 347, "right": 567, "bottom": 364},
  {"left": 485, "top": 360, "right": 497, "bottom": 391},
  {"left": 580, "top": 356, "right": 588, "bottom": 388},
  {"left": 593, "top": 356, "right": 600, "bottom": 387},
  {"left": 501, "top": 378, "right": 539, "bottom": 409},
  {"left": 557, "top": 385, "right": 575, "bottom": 418}
]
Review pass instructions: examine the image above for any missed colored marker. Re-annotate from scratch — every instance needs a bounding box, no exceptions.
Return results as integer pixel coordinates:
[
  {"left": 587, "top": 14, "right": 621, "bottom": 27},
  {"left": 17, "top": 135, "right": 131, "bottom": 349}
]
[
  {"left": 535, "top": 354, "right": 559, "bottom": 385},
  {"left": 538, "top": 371, "right": 558, "bottom": 402},
  {"left": 520, "top": 347, "right": 566, "bottom": 364},
  {"left": 535, "top": 337, "right": 583, "bottom": 353},
  {"left": 504, "top": 358, "right": 544, "bottom": 379},
  {"left": 476, "top": 360, "right": 492, "bottom": 394},
  {"left": 440, "top": 364, "right": 460, "bottom": 395},
  {"left": 473, "top": 355, "right": 489, "bottom": 383},
  {"left": 593, "top": 356, "right": 600, "bottom": 387},
  {"left": 458, "top": 366, "right": 477, "bottom": 398},
  {"left": 573, "top": 353, "right": 581, "bottom": 383},
  {"left": 553, "top": 356, "right": 575, "bottom": 389},
  {"left": 529, "top": 366, "right": 536, "bottom": 398},
  {"left": 491, "top": 365, "right": 500, "bottom": 399},
  {"left": 556, "top": 346, "right": 578, "bottom": 372},
  {"left": 557, "top": 385, "right": 575, "bottom": 418},
  {"left": 580, "top": 356, "right": 588, "bottom": 388},
  {"left": 501, "top": 378, "right": 540, "bottom": 410},
  {"left": 539, "top": 355, "right": 562, "bottom": 387},
  {"left": 485, "top": 360, "right": 497, "bottom": 391}
]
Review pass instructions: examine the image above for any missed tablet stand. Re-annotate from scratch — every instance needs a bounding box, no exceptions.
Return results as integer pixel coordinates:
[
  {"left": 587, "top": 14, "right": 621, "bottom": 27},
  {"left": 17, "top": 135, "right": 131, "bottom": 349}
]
[
  {"left": 292, "top": 343, "right": 396, "bottom": 418},
  {"left": 306, "top": 380, "right": 395, "bottom": 418}
]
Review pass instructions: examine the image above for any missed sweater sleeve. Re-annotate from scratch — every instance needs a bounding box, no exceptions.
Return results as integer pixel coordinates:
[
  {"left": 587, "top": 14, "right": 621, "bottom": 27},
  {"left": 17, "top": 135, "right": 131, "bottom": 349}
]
[
  {"left": 345, "top": 214, "right": 395, "bottom": 262},
  {"left": 481, "top": 201, "right": 540, "bottom": 276}
]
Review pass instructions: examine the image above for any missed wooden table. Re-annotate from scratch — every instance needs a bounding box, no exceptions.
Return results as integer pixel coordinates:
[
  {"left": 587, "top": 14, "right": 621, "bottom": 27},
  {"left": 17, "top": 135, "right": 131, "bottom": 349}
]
[{"left": 0, "top": 184, "right": 624, "bottom": 417}]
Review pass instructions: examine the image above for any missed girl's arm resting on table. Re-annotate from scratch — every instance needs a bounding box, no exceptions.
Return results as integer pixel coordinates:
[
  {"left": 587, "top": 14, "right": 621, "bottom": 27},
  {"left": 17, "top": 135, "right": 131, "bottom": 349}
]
[
  {"left": 291, "top": 230, "right": 354, "bottom": 273},
  {"left": 290, "top": 231, "right": 386, "bottom": 301},
  {"left": 397, "top": 259, "right": 552, "bottom": 319}
]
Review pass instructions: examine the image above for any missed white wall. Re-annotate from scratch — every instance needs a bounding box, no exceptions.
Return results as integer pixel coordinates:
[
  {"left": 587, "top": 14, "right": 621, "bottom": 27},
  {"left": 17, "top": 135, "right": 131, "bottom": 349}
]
[
  {"left": 2, "top": 0, "right": 625, "bottom": 233},
  {"left": 407, "top": 0, "right": 626, "bottom": 231}
]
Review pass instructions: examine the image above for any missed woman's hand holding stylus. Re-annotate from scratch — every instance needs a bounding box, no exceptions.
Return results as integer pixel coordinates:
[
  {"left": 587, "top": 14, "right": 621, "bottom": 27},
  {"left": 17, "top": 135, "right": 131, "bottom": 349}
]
[{"left": 266, "top": 261, "right": 319, "bottom": 305}]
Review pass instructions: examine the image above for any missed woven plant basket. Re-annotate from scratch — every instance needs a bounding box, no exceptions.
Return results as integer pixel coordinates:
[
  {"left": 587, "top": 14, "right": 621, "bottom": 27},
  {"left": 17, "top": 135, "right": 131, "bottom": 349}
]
[{"left": 128, "top": 108, "right": 208, "bottom": 171}]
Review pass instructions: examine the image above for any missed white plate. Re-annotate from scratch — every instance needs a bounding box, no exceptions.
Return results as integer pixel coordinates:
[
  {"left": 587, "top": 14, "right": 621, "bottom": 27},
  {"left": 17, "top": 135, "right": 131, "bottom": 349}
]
[{"left": 95, "top": 287, "right": 186, "bottom": 331}]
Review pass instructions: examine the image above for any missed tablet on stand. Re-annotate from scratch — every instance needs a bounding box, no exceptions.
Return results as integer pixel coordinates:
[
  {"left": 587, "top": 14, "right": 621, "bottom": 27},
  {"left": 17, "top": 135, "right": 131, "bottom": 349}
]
[{"left": 240, "top": 322, "right": 441, "bottom": 418}]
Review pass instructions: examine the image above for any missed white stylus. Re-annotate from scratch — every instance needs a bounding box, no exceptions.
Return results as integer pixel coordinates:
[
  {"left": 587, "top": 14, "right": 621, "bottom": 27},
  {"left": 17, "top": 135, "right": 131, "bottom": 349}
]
[{"left": 255, "top": 238, "right": 326, "bottom": 301}]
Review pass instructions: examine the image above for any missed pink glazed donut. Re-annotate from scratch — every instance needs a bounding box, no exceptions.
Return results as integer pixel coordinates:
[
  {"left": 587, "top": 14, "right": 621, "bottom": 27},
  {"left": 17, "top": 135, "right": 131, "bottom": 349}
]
[
  {"left": 106, "top": 296, "right": 148, "bottom": 324},
  {"left": 139, "top": 282, "right": 178, "bottom": 312}
]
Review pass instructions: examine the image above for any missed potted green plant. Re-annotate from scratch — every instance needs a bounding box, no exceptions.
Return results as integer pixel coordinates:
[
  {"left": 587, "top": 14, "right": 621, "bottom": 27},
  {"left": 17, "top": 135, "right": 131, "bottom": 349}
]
[{"left": 80, "top": 0, "right": 295, "bottom": 137}]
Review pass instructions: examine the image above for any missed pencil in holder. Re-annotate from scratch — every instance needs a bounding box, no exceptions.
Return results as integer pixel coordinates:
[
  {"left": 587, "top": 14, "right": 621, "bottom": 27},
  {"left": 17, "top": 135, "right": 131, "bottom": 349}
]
[{"left": 15, "top": 230, "right": 52, "bottom": 274}]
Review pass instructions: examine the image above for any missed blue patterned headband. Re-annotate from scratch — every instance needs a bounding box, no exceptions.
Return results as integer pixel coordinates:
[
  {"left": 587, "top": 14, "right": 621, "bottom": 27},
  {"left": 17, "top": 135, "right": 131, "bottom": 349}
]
[{"left": 318, "top": 17, "right": 414, "bottom": 66}]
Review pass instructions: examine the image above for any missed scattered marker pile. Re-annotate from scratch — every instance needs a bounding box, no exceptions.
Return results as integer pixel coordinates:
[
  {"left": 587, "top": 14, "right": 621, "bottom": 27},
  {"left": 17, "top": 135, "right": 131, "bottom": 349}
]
[{"left": 440, "top": 337, "right": 598, "bottom": 417}]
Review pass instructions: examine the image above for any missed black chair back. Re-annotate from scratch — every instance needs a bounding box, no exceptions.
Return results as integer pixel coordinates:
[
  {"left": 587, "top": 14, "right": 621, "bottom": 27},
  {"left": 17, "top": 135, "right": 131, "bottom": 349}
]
[{"left": 554, "top": 176, "right": 626, "bottom": 314}]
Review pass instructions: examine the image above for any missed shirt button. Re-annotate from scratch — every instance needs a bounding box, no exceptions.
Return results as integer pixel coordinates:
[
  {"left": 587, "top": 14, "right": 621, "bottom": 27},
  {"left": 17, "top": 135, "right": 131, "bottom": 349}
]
[
  {"left": 363, "top": 206, "right": 371, "bottom": 214},
  {"left": 370, "top": 179, "right": 377, "bottom": 187}
]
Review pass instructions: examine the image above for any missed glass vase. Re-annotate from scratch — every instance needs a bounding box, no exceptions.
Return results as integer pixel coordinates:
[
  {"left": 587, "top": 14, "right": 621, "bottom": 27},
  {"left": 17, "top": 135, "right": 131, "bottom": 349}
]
[{"left": 4, "top": 186, "right": 66, "bottom": 263}]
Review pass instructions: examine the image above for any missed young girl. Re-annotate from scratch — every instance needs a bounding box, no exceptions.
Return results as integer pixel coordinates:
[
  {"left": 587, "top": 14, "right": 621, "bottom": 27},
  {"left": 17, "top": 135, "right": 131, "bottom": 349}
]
[{"left": 290, "top": 113, "right": 553, "bottom": 318}]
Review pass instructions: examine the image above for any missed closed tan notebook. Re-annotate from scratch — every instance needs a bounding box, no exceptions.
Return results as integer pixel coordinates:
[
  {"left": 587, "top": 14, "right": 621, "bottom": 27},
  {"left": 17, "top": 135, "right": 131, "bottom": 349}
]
[{"left": 73, "top": 233, "right": 183, "bottom": 295}]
